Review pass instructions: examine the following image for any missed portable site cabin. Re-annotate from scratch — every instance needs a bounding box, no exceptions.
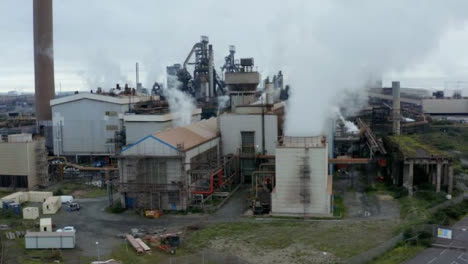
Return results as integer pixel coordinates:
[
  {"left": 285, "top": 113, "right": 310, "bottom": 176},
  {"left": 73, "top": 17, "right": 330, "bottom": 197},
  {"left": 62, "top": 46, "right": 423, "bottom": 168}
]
[
  {"left": 42, "top": 196, "right": 61, "bottom": 214},
  {"left": 40, "top": 218, "right": 52, "bottom": 232},
  {"left": 23, "top": 207, "right": 39, "bottom": 220},
  {"left": 25, "top": 232, "right": 75, "bottom": 249},
  {"left": 28, "top": 191, "right": 53, "bottom": 203}
]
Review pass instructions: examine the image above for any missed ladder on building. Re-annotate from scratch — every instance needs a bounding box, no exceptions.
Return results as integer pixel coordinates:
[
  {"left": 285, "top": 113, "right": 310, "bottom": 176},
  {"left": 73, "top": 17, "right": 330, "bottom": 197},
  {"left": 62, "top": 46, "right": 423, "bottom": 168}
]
[{"left": 299, "top": 149, "right": 311, "bottom": 217}]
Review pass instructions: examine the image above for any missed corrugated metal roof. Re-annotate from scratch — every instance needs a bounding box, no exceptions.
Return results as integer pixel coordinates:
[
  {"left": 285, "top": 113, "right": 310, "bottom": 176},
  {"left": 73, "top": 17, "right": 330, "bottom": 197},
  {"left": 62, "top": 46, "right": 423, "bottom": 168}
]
[
  {"left": 121, "top": 117, "right": 219, "bottom": 154},
  {"left": 25, "top": 232, "right": 75, "bottom": 237},
  {"left": 154, "top": 117, "right": 218, "bottom": 151}
]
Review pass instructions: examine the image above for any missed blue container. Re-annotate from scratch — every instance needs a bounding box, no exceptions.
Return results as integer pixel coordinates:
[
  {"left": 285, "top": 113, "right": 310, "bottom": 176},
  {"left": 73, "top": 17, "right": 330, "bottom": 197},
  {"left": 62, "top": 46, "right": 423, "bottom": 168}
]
[
  {"left": 9, "top": 203, "right": 22, "bottom": 215},
  {"left": 2, "top": 201, "right": 14, "bottom": 210}
]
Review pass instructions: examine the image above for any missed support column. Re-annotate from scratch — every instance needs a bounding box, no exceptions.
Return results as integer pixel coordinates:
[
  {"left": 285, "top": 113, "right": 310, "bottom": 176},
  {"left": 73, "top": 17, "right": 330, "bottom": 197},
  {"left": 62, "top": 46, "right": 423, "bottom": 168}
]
[
  {"left": 436, "top": 162, "right": 442, "bottom": 193},
  {"left": 403, "top": 161, "right": 414, "bottom": 196},
  {"left": 448, "top": 165, "right": 454, "bottom": 194},
  {"left": 408, "top": 162, "right": 414, "bottom": 196}
]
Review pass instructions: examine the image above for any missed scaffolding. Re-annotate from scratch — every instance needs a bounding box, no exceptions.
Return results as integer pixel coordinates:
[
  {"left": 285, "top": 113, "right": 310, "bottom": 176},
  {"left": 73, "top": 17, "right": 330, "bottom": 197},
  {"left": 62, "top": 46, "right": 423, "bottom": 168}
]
[{"left": 34, "top": 139, "right": 48, "bottom": 187}]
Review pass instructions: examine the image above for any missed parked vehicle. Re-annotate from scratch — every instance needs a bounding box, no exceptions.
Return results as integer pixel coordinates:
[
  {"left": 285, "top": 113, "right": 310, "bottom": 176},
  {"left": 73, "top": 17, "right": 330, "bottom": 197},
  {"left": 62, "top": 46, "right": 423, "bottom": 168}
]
[
  {"left": 64, "top": 167, "right": 79, "bottom": 173},
  {"left": 93, "top": 161, "right": 106, "bottom": 167},
  {"left": 67, "top": 202, "right": 80, "bottom": 212},
  {"left": 57, "top": 226, "right": 76, "bottom": 233},
  {"left": 60, "top": 195, "right": 74, "bottom": 204}
]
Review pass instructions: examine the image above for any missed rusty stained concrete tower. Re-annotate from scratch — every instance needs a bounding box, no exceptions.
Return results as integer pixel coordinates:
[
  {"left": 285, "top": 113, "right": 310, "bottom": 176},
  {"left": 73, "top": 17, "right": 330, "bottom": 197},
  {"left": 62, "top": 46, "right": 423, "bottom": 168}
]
[
  {"left": 33, "top": 0, "right": 55, "bottom": 122},
  {"left": 392, "top": 81, "right": 401, "bottom": 135}
]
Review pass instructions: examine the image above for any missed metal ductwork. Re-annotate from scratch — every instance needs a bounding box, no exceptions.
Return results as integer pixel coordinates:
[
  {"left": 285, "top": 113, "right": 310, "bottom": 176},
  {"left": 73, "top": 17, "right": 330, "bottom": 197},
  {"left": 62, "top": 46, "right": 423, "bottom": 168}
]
[
  {"left": 392, "top": 81, "right": 401, "bottom": 135},
  {"left": 33, "top": 0, "right": 55, "bottom": 122}
]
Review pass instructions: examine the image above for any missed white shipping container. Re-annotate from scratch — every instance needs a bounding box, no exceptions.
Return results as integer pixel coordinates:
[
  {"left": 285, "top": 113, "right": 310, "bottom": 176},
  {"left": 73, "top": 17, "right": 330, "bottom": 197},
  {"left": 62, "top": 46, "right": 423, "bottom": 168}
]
[
  {"left": 25, "top": 232, "right": 75, "bottom": 249},
  {"left": 23, "top": 207, "right": 39, "bottom": 220}
]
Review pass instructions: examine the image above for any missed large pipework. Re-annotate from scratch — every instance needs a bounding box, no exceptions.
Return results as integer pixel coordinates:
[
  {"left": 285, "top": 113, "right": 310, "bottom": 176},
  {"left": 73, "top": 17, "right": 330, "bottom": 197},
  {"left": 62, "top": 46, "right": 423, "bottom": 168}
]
[
  {"left": 208, "top": 44, "right": 214, "bottom": 98},
  {"left": 33, "top": 0, "right": 55, "bottom": 122},
  {"left": 392, "top": 81, "right": 401, "bottom": 135}
]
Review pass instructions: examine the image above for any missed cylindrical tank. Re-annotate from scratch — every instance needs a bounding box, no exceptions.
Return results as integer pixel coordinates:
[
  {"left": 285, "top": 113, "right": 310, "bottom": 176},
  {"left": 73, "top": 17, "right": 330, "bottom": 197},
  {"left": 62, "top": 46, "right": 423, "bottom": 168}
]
[{"left": 33, "top": 0, "right": 55, "bottom": 122}]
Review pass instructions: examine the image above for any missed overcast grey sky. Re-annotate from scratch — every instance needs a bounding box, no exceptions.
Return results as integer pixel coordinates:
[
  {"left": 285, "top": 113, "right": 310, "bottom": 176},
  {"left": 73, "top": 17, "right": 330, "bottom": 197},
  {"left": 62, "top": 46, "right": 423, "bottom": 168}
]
[{"left": 1, "top": 0, "right": 468, "bottom": 94}]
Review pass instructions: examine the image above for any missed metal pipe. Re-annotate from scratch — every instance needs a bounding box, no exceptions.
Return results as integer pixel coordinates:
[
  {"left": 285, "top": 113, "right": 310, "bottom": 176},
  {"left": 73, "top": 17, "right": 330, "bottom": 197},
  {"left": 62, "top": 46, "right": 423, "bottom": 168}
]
[
  {"left": 392, "top": 81, "right": 401, "bottom": 135},
  {"left": 208, "top": 45, "right": 214, "bottom": 98}
]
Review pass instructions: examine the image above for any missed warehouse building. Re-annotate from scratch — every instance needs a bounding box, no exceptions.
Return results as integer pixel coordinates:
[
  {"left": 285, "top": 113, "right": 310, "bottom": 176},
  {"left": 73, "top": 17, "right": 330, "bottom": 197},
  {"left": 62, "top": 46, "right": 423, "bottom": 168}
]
[
  {"left": 0, "top": 134, "right": 47, "bottom": 190},
  {"left": 272, "top": 136, "right": 333, "bottom": 217},
  {"left": 118, "top": 118, "right": 219, "bottom": 211},
  {"left": 51, "top": 92, "right": 149, "bottom": 159},
  {"left": 422, "top": 98, "right": 468, "bottom": 115}
]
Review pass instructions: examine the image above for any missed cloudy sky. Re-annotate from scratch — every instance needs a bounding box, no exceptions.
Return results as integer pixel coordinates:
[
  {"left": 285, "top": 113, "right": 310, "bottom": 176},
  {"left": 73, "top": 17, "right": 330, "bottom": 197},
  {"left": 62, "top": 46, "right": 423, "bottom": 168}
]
[{"left": 1, "top": 0, "right": 468, "bottom": 95}]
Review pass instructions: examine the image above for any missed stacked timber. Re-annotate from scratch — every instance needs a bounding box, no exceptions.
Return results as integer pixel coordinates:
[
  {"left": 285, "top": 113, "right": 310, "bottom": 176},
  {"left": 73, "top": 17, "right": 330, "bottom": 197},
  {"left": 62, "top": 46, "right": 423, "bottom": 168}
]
[{"left": 125, "top": 235, "right": 144, "bottom": 255}]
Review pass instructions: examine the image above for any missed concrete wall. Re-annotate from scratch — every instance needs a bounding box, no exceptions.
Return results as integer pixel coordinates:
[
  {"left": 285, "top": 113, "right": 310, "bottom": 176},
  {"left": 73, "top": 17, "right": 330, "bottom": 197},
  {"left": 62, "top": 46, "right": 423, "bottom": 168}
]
[
  {"left": 0, "top": 142, "right": 30, "bottom": 175},
  {"left": 220, "top": 114, "right": 277, "bottom": 155},
  {"left": 52, "top": 99, "right": 128, "bottom": 155},
  {"left": 272, "top": 146, "right": 331, "bottom": 217},
  {"left": 422, "top": 98, "right": 468, "bottom": 114}
]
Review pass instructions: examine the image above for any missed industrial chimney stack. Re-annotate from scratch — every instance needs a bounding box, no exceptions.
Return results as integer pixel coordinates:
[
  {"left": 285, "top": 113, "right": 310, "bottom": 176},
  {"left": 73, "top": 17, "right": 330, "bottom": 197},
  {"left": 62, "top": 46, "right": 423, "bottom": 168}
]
[
  {"left": 392, "top": 81, "right": 401, "bottom": 135},
  {"left": 33, "top": 0, "right": 55, "bottom": 122}
]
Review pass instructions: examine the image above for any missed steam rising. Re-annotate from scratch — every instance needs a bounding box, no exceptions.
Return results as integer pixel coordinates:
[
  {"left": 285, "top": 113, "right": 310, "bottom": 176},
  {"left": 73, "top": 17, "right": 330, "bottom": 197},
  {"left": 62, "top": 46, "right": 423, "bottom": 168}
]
[
  {"left": 165, "top": 76, "right": 196, "bottom": 127},
  {"left": 280, "top": 0, "right": 468, "bottom": 136}
]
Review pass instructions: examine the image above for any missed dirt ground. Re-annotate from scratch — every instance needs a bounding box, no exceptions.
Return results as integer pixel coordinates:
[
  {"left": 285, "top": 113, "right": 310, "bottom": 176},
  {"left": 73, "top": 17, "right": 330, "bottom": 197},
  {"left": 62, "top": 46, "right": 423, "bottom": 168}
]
[{"left": 334, "top": 169, "right": 400, "bottom": 220}]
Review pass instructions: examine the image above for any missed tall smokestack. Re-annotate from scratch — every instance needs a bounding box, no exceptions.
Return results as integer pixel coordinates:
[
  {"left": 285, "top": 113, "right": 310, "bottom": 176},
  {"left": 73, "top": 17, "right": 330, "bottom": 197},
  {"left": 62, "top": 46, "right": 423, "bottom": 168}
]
[
  {"left": 33, "top": 0, "right": 55, "bottom": 122},
  {"left": 392, "top": 81, "right": 401, "bottom": 135}
]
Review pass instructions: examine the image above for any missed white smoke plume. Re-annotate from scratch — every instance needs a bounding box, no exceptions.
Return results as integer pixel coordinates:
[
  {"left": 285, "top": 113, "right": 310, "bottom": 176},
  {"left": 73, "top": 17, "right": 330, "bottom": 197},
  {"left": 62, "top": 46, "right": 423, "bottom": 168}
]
[
  {"left": 79, "top": 50, "right": 128, "bottom": 91},
  {"left": 217, "top": 95, "right": 230, "bottom": 111},
  {"left": 165, "top": 75, "right": 196, "bottom": 127},
  {"left": 279, "top": 0, "right": 468, "bottom": 136}
]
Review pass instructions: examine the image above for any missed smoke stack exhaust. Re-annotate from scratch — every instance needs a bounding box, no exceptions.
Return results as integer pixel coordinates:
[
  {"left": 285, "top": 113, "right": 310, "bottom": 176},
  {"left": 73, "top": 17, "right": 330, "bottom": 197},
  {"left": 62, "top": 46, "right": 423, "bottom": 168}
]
[
  {"left": 392, "top": 81, "right": 400, "bottom": 135},
  {"left": 33, "top": 0, "right": 55, "bottom": 122}
]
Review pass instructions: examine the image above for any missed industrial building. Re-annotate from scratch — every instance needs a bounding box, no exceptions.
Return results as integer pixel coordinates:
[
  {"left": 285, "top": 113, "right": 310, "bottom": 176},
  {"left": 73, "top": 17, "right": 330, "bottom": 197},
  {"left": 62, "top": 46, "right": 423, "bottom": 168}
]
[
  {"left": 422, "top": 98, "right": 468, "bottom": 116},
  {"left": 0, "top": 134, "right": 47, "bottom": 190},
  {"left": 51, "top": 92, "right": 150, "bottom": 159},
  {"left": 123, "top": 109, "right": 201, "bottom": 144},
  {"left": 118, "top": 118, "right": 220, "bottom": 210},
  {"left": 271, "top": 136, "right": 333, "bottom": 217}
]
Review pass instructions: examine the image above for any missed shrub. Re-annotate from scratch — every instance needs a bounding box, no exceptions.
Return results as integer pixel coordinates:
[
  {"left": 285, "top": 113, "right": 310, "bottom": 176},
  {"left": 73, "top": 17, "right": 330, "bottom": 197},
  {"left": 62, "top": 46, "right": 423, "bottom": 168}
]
[
  {"left": 53, "top": 189, "right": 64, "bottom": 196},
  {"left": 107, "top": 201, "right": 126, "bottom": 214}
]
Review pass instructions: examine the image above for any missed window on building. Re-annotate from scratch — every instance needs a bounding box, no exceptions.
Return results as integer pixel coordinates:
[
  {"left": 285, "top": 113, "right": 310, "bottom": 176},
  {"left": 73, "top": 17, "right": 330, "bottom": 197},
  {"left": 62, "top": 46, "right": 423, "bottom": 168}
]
[
  {"left": 140, "top": 160, "right": 167, "bottom": 184},
  {"left": 241, "top": 131, "right": 255, "bottom": 153},
  {"left": 168, "top": 191, "right": 180, "bottom": 203},
  {"left": 106, "top": 125, "right": 118, "bottom": 131},
  {"left": 0, "top": 175, "right": 28, "bottom": 188},
  {"left": 105, "top": 111, "right": 118, "bottom": 116}
]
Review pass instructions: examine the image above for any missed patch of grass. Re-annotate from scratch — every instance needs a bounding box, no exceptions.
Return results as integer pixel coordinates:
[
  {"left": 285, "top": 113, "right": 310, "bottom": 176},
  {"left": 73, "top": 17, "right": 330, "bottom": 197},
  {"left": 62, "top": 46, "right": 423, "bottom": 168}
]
[
  {"left": 389, "top": 135, "right": 445, "bottom": 157},
  {"left": 51, "top": 181, "right": 107, "bottom": 198},
  {"left": 333, "top": 194, "right": 347, "bottom": 218},
  {"left": 369, "top": 244, "right": 425, "bottom": 264},
  {"left": 106, "top": 201, "right": 126, "bottom": 214},
  {"left": 185, "top": 220, "right": 399, "bottom": 259},
  {"left": 0, "top": 190, "right": 13, "bottom": 198},
  {"left": 108, "top": 243, "right": 172, "bottom": 264}
]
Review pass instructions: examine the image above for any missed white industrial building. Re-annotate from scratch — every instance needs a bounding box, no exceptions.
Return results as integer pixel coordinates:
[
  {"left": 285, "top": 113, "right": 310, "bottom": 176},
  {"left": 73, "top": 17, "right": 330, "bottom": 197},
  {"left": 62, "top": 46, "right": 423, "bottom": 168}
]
[
  {"left": 0, "top": 134, "right": 47, "bottom": 190},
  {"left": 51, "top": 93, "right": 149, "bottom": 158},
  {"left": 272, "top": 136, "right": 333, "bottom": 217},
  {"left": 422, "top": 98, "right": 468, "bottom": 115},
  {"left": 118, "top": 118, "right": 219, "bottom": 211},
  {"left": 123, "top": 109, "right": 201, "bottom": 144}
]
